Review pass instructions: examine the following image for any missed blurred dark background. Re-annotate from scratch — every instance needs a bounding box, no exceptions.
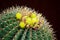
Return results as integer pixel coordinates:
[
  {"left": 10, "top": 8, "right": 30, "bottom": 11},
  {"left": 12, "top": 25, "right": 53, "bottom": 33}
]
[{"left": 0, "top": 0, "right": 59, "bottom": 40}]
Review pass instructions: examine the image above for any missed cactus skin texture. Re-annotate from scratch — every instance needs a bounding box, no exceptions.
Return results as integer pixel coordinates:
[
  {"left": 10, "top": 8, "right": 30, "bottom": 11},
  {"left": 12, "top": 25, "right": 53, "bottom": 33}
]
[{"left": 0, "top": 6, "right": 56, "bottom": 40}]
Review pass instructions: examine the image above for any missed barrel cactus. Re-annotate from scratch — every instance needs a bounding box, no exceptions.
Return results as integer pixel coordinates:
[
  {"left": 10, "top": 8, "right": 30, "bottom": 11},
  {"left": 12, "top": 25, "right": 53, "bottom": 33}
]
[{"left": 0, "top": 6, "right": 56, "bottom": 40}]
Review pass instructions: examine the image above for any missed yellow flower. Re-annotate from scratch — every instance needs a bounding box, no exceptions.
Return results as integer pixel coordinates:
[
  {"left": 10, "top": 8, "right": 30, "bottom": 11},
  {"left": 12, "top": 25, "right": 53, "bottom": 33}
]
[
  {"left": 32, "top": 17, "right": 39, "bottom": 24},
  {"left": 16, "top": 12, "right": 22, "bottom": 19},
  {"left": 26, "top": 17, "right": 32, "bottom": 25},
  {"left": 19, "top": 21, "right": 26, "bottom": 28},
  {"left": 31, "top": 12, "right": 37, "bottom": 18}
]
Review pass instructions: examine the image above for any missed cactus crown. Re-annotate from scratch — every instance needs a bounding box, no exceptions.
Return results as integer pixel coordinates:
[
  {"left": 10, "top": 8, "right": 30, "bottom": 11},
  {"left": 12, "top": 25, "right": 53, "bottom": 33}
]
[
  {"left": 16, "top": 9, "right": 44, "bottom": 29},
  {"left": 0, "top": 6, "right": 56, "bottom": 40}
]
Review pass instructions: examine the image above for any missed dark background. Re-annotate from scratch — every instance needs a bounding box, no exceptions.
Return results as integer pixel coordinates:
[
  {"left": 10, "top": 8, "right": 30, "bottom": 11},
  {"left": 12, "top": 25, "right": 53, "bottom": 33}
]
[{"left": 0, "top": 0, "right": 59, "bottom": 40}]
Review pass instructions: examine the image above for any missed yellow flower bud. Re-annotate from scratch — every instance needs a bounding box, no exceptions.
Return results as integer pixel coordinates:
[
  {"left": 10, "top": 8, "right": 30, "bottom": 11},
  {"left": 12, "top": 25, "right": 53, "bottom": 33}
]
[
  {"left": 19, "top": 21, "right": 26, "bottom": 28},
  {"left": 24, "top": 16, "right": 28, "bottom": 19},
  {"left": 16, "top": 12, "right": 22, "bottom": 19}
]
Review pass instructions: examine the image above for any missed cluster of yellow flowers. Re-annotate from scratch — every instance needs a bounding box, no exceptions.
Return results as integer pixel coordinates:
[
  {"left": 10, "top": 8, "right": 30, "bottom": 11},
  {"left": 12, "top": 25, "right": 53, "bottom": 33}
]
[{"left": 16, "top": 12, "right": 44, "bottom": 29}]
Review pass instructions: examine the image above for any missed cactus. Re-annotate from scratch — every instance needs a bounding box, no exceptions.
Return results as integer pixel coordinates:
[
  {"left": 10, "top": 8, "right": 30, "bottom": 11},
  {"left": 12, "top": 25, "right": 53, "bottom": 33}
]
[{"left": 0, "top": 6, "right": 56, "bottom": 40}]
